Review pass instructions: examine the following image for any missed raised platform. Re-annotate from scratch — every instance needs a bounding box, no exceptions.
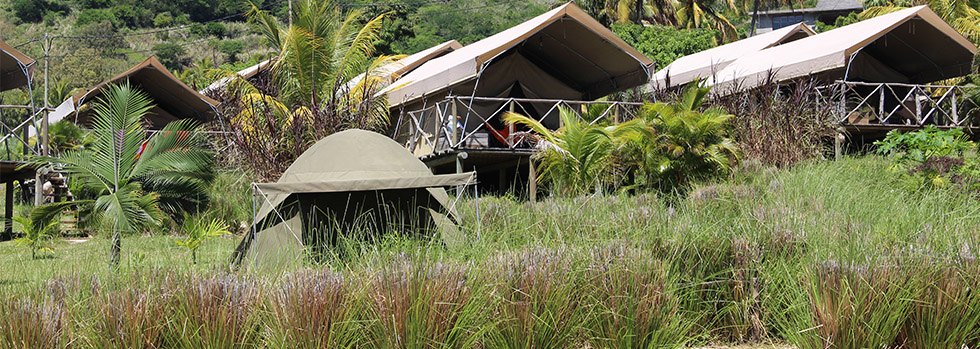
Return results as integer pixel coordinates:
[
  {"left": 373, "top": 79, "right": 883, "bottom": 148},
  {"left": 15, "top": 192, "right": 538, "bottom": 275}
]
[
  {"left": 0, "top": 161, "right": 37, "bottom": 183},
  {"left": 421, "top": 147, "right": 536, "bottom": 195}
]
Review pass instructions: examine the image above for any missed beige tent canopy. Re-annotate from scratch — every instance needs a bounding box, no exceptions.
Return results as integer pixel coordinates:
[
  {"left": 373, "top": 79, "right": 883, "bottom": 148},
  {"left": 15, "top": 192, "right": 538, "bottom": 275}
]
[
  {"left": 382, "top": 2, "right": 654, "bottom": 110},
  {"left": 201, "top": 58, "right": 274, "bottom": 95},
  {"left": 345, "top": 40, "right": 462, "bottom": 92},
  {"left": 0, "top": 39, "right": 35, "bottom": 92},
  {"left": 652, "top": 23, "right": 815, "bottom": 88},
  {"left": 49, "top": 56, "right": 220, "bottom": 129},
  {"left": 233, "top": 129, "right": 474, "bottom": 269},
  {"left": 710, "top": 6, "right": 978, "bottom": 91}
]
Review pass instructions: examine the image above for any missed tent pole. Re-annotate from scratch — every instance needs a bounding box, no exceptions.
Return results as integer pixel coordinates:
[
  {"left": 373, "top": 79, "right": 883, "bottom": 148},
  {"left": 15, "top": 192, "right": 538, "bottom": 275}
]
[
  {"left": 474, "top": 166, "right": 480, "bottom": 241},
  {"left": 528, "top": 156, "right": 536, "bottom": 203}
]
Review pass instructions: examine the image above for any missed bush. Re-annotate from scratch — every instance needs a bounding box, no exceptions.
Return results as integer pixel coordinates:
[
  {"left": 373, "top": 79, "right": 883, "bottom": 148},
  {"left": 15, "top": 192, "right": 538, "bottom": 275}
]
[
  {"left": 713, "top": 79, "right": 836, "bottom": 168},
  {"left": 152, "top": 43, "right": 187, "bottom": 70},
  {"left": 612, "top": 23, "right": 716, "bottom": 68},
  {"left": 110, "top": 4, "right": 151, "bottom": 28},
  {"left": 219, "top": 40, "right": 245, "bottom": 63},
  {"left": 153, "top": 12, "right": 174, "bottom": 27},
  {"left": 874, "top": 126, "right": 980, "bottom": 189},
  {"left": 205, "top": 22, "right": 228, "bottom": 38},
  {"left": 75, "top": 8, "right": 117, "bottom": 27}
]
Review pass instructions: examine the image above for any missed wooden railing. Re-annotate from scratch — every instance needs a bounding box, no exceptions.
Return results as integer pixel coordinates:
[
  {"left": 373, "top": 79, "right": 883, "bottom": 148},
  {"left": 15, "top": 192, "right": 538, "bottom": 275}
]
[
  {"left": 392, "top": 96, "right": 643, "bottom": 157},
  {"left": 0, "top": 106, "right": 45, "bottom": 161},
  {"left": 821, "top": 81, "right": 978, "bottom": 127}
]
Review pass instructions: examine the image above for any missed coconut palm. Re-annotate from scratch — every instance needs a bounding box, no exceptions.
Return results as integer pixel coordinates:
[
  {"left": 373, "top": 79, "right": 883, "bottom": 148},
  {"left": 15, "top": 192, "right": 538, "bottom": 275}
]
[
  {"left": 859, "top": 0, "right": 980, "bottom": 44},
  {"left": 27, "top": 83, "right": 215, "bottom": 266},
  {"left": 674, "top": 0, "right": 740, "bottom": 41}
]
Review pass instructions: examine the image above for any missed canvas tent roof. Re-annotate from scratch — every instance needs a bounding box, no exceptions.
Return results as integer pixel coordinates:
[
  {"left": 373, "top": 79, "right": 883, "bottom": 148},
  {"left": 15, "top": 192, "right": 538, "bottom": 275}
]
[
  {"left": 652, "top": 23, "right": 815, "bottom": 88},
  {"left": 201, "top": 58, "right": 274, "bottom": 94},
  {"left": 238, "top": 129, "right": 474, "bottom": 269},
  {"left": 343, "top": 40, "right": 462, "bottom": 92},
  {"left": 253, "top": 129, "right": 474, "bottom": 222},
  {"left": 0, "top": 39, "right": 35, "bottom": 92},
  {"left": 710, "top": 6, "right": 978, "bottom": 91},
  {"left": 49, "top": 56, "right": 219, "bottom": 129},
  {"left": 382, "top": 2, "right": 654, "bottom": 108}
]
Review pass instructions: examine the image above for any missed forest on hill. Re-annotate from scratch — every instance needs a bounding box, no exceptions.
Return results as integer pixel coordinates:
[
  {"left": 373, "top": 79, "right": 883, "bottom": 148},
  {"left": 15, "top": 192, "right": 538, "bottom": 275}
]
[{"left": 0, "top": 0, "right": 719, "bottom": 110}]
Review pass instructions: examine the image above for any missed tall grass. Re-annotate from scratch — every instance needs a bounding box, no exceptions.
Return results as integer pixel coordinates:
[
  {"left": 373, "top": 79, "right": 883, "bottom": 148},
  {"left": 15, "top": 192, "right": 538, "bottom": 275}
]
[{"left": 1, "top": 156, "right": 980, "bottom": 346}]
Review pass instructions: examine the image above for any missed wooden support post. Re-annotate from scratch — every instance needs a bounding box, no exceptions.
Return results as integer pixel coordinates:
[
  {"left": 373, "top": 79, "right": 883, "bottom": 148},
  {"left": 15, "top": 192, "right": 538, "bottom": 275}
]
[
  {"left": 878, "top": 85, "right": 885, "bottom": 121},
  {"left": 914, "top": 87, "right": 922, "bottom": 125},
  {"left": 3, "top": 181, "right": 12, "bottom": 240},
  {"left": 834, "top": 129, "right": 845, "bottom": 161},
  {"left": 451, "top": 98, "right": 458, "bottom": 148},
  {"left": 507, "top": 100, "right": 515, "bottom": 147},
  {"left": 613, "top": 104, "right": 620, "bottom": 124},
  {"left": 952, "top": 91, "right": 959, "bottom": 125},
  {"left": 528, "top": 157, "right": 536, "bottom": 203}
]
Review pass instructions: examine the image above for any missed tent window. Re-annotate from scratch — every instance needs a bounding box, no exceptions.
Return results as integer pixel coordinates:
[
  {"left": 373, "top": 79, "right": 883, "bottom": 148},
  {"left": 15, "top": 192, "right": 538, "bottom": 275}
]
[{"left": 773, "top": 15, "right": 804, "bottom": 30}]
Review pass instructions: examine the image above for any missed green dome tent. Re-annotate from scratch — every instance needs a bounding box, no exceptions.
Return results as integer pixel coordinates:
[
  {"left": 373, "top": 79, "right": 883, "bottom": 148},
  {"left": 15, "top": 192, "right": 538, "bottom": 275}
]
[{"left": 232, "top": 129, "right": 474, "bottom": 270}]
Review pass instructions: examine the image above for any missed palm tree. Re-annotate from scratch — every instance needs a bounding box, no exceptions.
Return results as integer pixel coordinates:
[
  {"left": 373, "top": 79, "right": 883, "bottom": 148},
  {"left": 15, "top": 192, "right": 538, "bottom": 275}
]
[
  {"left": 27, "top": 83, "right": 215, "bottom": 266},
  {"left": 859, "top": 0, "right": 980, "bottom": 44},
  {"left": 631, "top": 84, "right": 739, "bottom": 190},
  {"left": 227, "top": 0, "right": 399, "bottom": 180},
  {"left": 674, "top": 0, "right": 740, "bottom": 41},
  {"left": 503, "top": 107, "right": 631, "bottom": 196}
]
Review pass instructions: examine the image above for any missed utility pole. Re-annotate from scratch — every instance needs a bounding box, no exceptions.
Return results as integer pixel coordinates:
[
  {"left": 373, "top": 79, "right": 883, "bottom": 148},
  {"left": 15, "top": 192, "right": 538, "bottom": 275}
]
[{"left": 34, "top": 34, "right": 50, "bottom": 207}]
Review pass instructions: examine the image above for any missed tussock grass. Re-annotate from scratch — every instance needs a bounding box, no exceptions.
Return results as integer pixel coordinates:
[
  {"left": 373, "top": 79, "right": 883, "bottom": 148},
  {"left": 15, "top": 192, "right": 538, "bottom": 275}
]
[{"left": 1, "top": 156, "right": 979, "bottom": 346}]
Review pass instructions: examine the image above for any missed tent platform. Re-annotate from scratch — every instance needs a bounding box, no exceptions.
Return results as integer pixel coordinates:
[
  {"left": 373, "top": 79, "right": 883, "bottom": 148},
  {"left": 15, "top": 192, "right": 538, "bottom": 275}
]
[
  {"left": 1, "top": 161, "right": 37, "bottom": 240},
  {"left": 422, "top": 148, "right": 536, "bottom": 196}
]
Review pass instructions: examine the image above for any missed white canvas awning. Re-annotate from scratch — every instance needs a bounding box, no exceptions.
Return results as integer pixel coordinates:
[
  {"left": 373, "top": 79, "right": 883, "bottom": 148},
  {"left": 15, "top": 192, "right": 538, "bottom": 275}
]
[
  {"left": 382, "top": 2, "right": 654, "bottom": 108},
  {"left": 710, "top": 6, "right": 978, "bottom": 92},
  {"left": 652, "top": 22, "right": 815, "bottom": 88}
]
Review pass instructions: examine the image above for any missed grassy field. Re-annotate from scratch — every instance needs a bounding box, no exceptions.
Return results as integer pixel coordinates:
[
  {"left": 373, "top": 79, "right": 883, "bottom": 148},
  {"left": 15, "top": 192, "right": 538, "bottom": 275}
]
[{"left": 1, "top": 156, "right": 979, "bottom": 347}]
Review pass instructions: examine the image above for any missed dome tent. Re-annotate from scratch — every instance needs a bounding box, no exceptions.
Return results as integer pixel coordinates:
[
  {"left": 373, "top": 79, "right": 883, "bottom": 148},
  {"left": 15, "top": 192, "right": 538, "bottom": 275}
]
[{"left": 232, "top": 129, "right": 474, "bottom": 270}]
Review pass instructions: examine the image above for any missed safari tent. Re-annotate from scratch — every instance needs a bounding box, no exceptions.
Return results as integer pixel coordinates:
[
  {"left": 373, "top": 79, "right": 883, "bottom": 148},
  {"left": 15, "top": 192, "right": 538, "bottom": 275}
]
[
  {"left": 384, "top": 2, "right": 654, "bottom": 124},
  {"left": 233, "top": 129, "right": 474, "bottom": 269},
  {"left": 652, "top": 22, "right": 815, "bottom": 88},
  {"left": 0, "top": 39, "right": 35, "bottom": 92},
  {"left": 709, "top": 6, "right": 978, "bottom": 91},
  {"left": 49, "top": 56, "right": 220, "bottom": 129}
]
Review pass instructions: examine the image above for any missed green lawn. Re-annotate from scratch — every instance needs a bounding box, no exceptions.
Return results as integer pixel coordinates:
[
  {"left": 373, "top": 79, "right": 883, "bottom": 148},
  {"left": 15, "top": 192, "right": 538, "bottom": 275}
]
[{"left": 0, "top": 233, "right": 241, "bottom": 292}]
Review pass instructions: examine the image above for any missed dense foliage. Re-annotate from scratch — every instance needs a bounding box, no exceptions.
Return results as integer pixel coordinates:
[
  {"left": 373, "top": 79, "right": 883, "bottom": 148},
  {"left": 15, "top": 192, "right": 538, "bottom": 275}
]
[
  {"left": 505, "top": 85, "right": 739, "bottom": 196},
  {"left": 875, "top": 126, "right": 980, "bottom": 189},
  {"left": 612, "top": 23, "right": 716, "bottom": 68}
]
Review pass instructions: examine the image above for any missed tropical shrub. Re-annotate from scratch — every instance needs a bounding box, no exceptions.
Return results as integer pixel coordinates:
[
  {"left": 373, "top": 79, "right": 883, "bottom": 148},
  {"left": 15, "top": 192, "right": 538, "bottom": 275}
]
[
  {"left": 505, "top": 85, "right": 737, "bottom": 196},
  {"left": 630, "top": 84, "right": 739, "bottom": 191},
  {"left": 175, "top": 217, "right": 230, "bottom": 264},
  {"left": 503, "top": 107, "right": 625, "bottom": 196},
  {"left": 221, "top": 0, "right": 397, "bottom": 181},
  {"left": 874, "top": 126, "right": 979, "bottom": 189},
  {"left": 12, "top": 214, "right": 58, "bottom": 260},
  {"left": 27, "top": 83, "right": 215, "bottom": 266}
]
